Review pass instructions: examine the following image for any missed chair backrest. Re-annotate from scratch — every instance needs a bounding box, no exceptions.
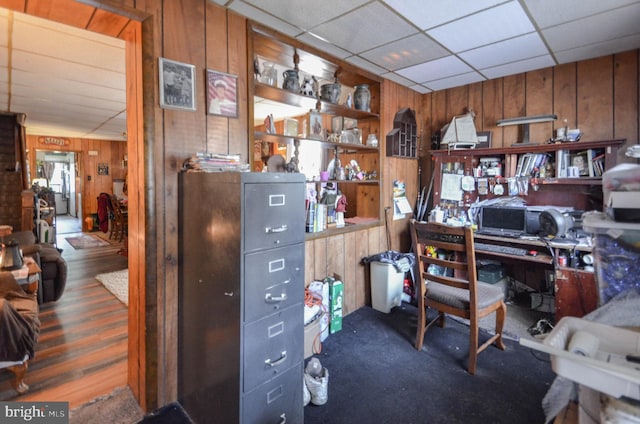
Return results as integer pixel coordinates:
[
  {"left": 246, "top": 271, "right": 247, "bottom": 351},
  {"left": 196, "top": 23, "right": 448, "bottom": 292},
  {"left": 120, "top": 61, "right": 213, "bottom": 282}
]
[
  {"left": 410, "top": 220, "right": 479, "bottom": 312},
  {"left": 108, "top": 194, "right": 124, "bottom": 218}
]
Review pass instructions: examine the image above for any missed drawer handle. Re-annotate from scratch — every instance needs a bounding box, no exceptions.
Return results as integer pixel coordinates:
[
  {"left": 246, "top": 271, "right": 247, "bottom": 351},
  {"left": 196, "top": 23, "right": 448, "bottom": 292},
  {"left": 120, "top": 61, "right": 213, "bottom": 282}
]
[
  {"left": 265, "top": 293, "right": 287, "bottom": 303},
  {"left": 278, "top": 413, "right": 286, "bottom": 424},
  {"left": 265, "top": 224, "right": 288, "bottom": 233},
  {"left": 265, "top": 350, "right": 287, "bottom": 367}
]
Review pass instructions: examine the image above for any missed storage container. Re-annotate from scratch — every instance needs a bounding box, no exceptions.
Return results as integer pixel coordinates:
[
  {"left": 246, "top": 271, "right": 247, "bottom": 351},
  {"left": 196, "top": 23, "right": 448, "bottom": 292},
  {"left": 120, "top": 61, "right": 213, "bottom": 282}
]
[
  {"left": 520, "top": 317, "right": 640, "bottom": 401},
  {"left": 582, "top": 212, "right": 640, "bottom": 304},
  {"left": 370, "top": 261, "right": 404, "bottom": 313}
]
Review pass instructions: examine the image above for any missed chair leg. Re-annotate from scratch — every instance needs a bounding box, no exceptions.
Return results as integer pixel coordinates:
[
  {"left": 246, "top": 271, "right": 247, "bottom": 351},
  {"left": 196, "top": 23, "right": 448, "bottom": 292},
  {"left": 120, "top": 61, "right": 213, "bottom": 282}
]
[
  {"left": 7, "top": 362, "right": 29, "bottom": 394},
  {"left": 468, "top": 319, "right": 479, "bottom": 375},
  {"left": 495, "top": 302, "right": 507, "bottom": 350},
  {"left": 415, "top": 304, "right": 427, "bottom": 351}
]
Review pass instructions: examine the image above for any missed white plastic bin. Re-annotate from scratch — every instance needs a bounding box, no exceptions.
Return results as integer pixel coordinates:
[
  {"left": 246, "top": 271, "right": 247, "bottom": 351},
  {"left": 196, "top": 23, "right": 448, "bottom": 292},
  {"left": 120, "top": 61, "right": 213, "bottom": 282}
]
[{"left": 370, "top": 261, "right": 404, "bottom": 313}]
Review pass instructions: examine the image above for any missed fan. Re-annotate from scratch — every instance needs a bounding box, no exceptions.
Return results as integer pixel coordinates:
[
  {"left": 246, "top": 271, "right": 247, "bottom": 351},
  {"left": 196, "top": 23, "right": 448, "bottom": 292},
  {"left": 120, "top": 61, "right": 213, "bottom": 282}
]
[{"left": 539, "top": 209, "right": 574, "bottom": 237}]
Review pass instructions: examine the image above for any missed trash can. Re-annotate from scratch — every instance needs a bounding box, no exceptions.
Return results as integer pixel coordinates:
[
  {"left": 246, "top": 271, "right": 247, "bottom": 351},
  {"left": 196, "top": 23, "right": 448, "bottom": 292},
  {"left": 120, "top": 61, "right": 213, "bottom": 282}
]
[
  {"left": 362, "top": 251, "right": 415, "bottom": 313},
  {"left": 370, "top": 261, "right": 404, "bottom": 313}
]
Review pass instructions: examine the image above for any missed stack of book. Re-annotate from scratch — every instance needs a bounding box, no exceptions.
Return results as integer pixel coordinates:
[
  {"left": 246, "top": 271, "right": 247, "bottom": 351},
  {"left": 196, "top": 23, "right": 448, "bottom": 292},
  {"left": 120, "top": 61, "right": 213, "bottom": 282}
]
[
  {"left": 515, "top": 153, "right": 551, "bottom": 177},
  {"left": 183, "top": 152, "right": 250, "bottom": 172}
]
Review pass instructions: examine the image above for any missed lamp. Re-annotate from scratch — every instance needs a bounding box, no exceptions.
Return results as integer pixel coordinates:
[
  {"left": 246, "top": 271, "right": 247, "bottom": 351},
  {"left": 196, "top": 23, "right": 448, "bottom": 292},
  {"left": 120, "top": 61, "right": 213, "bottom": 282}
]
[{"left": 496, "top": 114, "right": 557, "bottom": 146}]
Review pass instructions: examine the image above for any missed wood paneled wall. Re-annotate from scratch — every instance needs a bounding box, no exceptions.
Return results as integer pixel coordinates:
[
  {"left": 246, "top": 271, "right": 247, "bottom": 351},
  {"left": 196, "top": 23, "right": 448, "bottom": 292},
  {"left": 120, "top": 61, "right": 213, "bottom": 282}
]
[
  {"left": 419, "top": 52, "right": 639, "bottom": 192},
  {"left": 25, "top": 135, "right": 127, "bottom": 218},
  {"left": 4, "top": 0, "right": 640, "bottom": 414}
]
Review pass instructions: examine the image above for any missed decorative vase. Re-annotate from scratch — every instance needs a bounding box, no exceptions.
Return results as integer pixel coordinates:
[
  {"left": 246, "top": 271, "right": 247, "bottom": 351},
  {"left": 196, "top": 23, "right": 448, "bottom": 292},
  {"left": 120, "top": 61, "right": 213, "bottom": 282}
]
[
  {"left": 353, "top": 84, "right": 371, "bottom": 112},
  {"left": 282, "top": 69, "right": 299, "bottom": 92},
  {"left": 320, "top": 83, "right": 341, "bottom": 104}
]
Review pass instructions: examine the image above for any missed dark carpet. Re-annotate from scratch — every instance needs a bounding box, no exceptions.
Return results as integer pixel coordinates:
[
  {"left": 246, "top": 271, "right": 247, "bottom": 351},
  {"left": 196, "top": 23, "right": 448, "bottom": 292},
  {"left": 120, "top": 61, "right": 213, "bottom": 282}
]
[{"left": 304, "top": 304, "right": 555, "bottom": 424}]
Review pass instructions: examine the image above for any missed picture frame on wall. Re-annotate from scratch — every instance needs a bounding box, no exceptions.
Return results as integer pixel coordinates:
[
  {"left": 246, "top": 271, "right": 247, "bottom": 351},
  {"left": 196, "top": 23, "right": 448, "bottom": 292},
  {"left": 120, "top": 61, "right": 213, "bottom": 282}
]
[
  {"left": 98, "top": 163, "right": 109, "bottom": 175},
  {"left": 206, "top": 69, "right": 238, "bottom": 118},
  {"left": 476, "top": 131, "right": 492, "bottom": 149},
  {"left": 159, "top": 58, "right": 196, "bottom": 111}
]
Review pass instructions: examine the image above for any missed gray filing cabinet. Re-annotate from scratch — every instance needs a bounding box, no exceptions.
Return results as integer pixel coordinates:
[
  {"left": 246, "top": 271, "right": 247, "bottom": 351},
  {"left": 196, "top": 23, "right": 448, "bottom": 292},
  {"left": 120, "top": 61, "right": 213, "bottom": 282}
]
[{"left": 178, "top": 171, "right": 306, "bottom": 423}]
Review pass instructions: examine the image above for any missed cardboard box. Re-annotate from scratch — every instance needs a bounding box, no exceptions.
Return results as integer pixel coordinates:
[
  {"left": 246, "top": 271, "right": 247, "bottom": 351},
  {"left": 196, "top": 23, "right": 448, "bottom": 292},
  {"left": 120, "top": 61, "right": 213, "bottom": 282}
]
[
  {"left": 330, "top": 280, "right": 343, "bottom": 334},
  {"left": 304, "top": 318, "right": 321, "bottom": 359}
]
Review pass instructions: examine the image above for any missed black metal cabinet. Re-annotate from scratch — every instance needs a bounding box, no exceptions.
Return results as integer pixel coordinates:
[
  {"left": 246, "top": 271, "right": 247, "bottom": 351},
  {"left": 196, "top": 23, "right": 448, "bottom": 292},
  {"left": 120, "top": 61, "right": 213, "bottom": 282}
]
[{"left": 178, "top": 171, "right": 306, "bottom": 424}]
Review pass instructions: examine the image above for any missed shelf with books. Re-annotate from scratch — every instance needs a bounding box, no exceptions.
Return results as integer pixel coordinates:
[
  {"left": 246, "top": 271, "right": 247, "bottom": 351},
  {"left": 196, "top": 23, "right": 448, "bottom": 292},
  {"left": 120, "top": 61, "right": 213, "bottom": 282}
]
[{"left": 431, "top": 139, "right": 625, "bottom": 209}]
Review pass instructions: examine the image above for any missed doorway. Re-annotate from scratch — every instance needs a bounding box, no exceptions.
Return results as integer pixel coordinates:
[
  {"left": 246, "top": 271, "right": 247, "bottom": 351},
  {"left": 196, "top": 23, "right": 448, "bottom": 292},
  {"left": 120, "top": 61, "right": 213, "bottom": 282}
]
[{"left": 34, "top": 150, "right": 82, "bottom": 234}]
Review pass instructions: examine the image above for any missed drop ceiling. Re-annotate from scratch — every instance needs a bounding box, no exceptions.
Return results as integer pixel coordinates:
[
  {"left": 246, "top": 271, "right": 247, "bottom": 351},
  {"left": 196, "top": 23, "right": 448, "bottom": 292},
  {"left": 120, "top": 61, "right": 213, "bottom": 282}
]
[
  {"left": 2, "top": 0, "right": 640, "bottom": 140},
  {"left": 0, "top": 7, "right": 126, "bottom": 141}
]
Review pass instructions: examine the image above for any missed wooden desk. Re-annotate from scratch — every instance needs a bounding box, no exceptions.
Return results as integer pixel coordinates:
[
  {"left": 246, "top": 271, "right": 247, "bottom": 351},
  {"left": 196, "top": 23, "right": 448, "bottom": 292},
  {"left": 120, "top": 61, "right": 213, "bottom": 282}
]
[{"left": 473, "top": 233, "right": 597, "bottom": 321}]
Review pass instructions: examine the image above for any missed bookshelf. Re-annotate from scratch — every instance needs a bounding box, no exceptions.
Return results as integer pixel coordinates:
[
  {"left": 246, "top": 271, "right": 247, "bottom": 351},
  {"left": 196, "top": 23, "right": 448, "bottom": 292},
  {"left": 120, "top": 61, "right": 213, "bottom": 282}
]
[{"left": 431, "top": 139, "right": 624, "bottom": 210}]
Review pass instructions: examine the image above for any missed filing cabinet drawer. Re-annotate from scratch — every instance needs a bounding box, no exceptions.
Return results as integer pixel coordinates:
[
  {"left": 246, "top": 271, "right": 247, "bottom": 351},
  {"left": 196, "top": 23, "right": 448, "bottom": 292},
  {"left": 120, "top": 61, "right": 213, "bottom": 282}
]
[
  {"left": 244, "top": 244, "right": 304, "bottom": 323},
  {"left": 243, "top": 305, "right": 303, "bottom": 392},
  {"left": 242, "top": 363, "right": 303, "bottom": 424},
  {"left": 244, "top": 182, "right": 305, "bottom": 252}
]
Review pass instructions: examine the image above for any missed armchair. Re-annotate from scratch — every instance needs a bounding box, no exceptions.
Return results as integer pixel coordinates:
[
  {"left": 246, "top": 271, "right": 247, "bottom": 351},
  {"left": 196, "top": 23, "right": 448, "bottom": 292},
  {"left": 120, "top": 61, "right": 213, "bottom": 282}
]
[
  {"left": 0, "top": 271, "right": 40, "bottom": 394},
  {"left": 410, "top": 220, "right": 506, "bottom": 375}
]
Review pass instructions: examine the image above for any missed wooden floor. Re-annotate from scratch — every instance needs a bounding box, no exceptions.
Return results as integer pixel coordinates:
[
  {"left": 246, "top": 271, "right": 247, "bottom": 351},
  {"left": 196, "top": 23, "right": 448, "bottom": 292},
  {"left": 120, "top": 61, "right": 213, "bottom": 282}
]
[{"left": 0, "top": 215, "right": 129, "bottom": 409}]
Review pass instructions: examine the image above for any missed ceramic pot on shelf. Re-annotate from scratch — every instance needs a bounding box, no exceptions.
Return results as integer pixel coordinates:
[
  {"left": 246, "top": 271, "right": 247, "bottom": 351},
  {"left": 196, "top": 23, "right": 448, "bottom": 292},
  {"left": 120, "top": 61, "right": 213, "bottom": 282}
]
[
  {"left": 320, "top": 83, "right": 341, "bottom": 104},
  {"left": 282, "top": 69, "right": 300, "bottom": 92},
  {"left": 353, "top": 84, "right": 371, "bottom": 112}
]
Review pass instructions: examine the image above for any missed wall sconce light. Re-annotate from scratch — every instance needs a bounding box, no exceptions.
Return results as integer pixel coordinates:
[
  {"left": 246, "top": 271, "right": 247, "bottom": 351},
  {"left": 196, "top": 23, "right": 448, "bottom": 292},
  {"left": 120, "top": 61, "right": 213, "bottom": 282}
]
[{"left": 496, "top": 114, "right": 557, "bottom": 146}]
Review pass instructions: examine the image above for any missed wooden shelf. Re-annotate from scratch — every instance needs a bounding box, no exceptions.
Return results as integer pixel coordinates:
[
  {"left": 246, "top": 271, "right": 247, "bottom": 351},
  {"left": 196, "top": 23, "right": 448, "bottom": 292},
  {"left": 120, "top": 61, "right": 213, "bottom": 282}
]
[
  {"left": 431, "top": 139, "right": 625, "bottom": 157},
  {"left": 255, "top": 83, "right": 379, "bottom": 120},
  {"left": 255, "top": 131, "right": 379, "bottom": 152}
]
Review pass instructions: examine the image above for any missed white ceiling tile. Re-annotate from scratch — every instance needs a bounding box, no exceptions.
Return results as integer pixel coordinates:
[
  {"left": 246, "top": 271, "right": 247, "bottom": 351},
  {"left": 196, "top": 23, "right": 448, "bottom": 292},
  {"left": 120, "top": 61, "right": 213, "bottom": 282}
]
[
  {"left": 410, "top": 84, "right": 432, "bottom": 94},
  {"left": 13, "top": 23, "right": 124, "bottom": 73},
  {"left": 555, "top": 33, "right": 640, "bottom": 64},
  {"left": 241, "top": 0, "right": 368, "bottom": 31},
  {"left": 396, "top": 55, "right": 472, "bottom": 83},
  {"left": 523, "top": 0, "right": 640, "bottom": 29},
  {"left": 229, "top": 2, "right": 302, "bottom": 37},
  {"left": 344, "top": 55, "right": 388, "bottom": 76},
  {"left": 480, "top": 55, "right": 555, "bottom": 79},
  {"left": 360, "top": 33, "right": 449, "bottom": 71},
  {"left": 382, "top": 71, "right": 416, "bottom": 87},
  {"left": 13, "top": 52, "right": 126, "bottom": 90},
  {"left": 0, "top": 14, "right": 8, "bottom": 47},
  {"left": 425, "top": 72, "right": 485, "bottom": 91},
  {"left": 542, "top": 3, "right": 640, "bottom": 52},
  {"left": 459, "top": 32, "right": 549, "bottom": 69},
  {"left": 427, "top": 2, "right": 534, "bottom": 52},
  {"left": 296, "top": 33, "right": 352, "bottom": 60},
  {"left": 311, "top": 2, "right": 417, "bottom": 53},
  {"left": 382, "top": 0, "right": 505, "bottom": 30}
]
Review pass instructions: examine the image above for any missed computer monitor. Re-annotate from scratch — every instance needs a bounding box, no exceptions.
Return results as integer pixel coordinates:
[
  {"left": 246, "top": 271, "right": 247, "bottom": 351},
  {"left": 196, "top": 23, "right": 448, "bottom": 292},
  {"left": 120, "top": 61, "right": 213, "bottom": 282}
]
[{"left": 477, "top": 205, "right": 527, "bottom": 237}]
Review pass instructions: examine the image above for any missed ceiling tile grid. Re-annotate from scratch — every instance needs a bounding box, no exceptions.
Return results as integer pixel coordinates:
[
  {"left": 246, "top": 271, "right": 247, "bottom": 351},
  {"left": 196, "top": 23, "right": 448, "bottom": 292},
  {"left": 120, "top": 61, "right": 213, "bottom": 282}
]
[{"left": 2, "top": 0, "right": 640, "bottom": 139}]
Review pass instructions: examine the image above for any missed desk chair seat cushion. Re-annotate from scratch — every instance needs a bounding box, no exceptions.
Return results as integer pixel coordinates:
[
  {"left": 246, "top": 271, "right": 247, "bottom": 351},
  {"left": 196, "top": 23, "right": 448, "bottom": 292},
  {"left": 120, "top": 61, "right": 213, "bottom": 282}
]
[{"left": 425, "top": 280, "right": 504, "bottom": 310}]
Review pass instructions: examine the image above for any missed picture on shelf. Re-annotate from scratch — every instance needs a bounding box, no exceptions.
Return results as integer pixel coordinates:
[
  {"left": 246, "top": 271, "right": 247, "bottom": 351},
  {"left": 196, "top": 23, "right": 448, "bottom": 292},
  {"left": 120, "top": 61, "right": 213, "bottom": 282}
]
[{"left": 308, "top": 110, "right": 324, "bottom": 140}]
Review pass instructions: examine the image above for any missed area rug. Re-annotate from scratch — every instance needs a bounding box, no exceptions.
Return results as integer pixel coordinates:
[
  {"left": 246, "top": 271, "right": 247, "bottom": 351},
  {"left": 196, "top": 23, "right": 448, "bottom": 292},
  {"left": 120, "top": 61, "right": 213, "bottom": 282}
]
[
  {"left": 65, "top": 233, "right": 110, "bottom": 249},
  {"left": 70, "top": 386, "right": 143, "bottom": 424},
  {"left": 96, "top": 269, "right": 128, "bottom": 305}
]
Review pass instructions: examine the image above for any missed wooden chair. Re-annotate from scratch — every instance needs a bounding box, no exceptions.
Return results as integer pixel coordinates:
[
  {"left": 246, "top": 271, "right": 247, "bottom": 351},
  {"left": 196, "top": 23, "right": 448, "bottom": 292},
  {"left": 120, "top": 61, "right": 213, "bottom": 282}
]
[
  {"left": 108, "top": 194, "right": 128, "bottom": 242},
  {"left": 410, "top": 219, "right": 506, "bottom": 375}
]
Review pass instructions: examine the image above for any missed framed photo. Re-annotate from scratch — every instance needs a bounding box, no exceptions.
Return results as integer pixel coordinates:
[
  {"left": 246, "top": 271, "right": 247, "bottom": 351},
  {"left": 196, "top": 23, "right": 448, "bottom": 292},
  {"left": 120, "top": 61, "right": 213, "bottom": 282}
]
[
  {"left": 159, "top": 58, "right": 196, "bottom": 111},
  {"left": 307, "top": 110, "right": 324, "bottom": 140},
  {"left": 331, "top": 116, "right": 343, "bottom": 133},
  {"left": 207, "top": 69, "right": 238, "bottom": 118},
  {"left": 98, "top": 163, "right": 109, "bottom": 175},
  {"left": 476, "top": 131, "right": 492, "bottom": 149},
  {"left": 284, "top": 118, "right": 299, "bottom": 136}
]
